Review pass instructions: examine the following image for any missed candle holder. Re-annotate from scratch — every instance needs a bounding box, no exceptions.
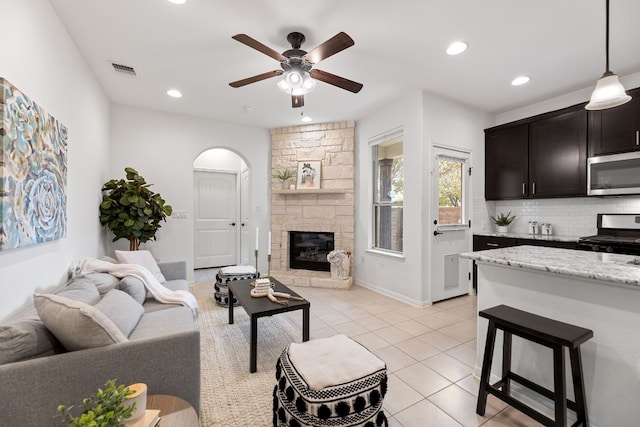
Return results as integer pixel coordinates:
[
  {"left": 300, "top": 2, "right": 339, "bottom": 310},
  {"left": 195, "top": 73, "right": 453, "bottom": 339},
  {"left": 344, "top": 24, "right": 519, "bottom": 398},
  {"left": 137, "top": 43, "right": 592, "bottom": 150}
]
[
  {"left": 254, "top": 249, "right": 259, "bottom": 278},
  {"left": 267, "top": 254, "right": 271, "bottom": 278}
]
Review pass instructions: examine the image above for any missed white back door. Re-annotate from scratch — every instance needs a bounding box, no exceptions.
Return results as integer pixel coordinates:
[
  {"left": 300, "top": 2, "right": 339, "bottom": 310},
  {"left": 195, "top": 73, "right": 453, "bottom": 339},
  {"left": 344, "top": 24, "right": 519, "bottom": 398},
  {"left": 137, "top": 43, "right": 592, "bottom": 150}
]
[{"left": 430, "top": 146, "right": 472, "bottom": 302}]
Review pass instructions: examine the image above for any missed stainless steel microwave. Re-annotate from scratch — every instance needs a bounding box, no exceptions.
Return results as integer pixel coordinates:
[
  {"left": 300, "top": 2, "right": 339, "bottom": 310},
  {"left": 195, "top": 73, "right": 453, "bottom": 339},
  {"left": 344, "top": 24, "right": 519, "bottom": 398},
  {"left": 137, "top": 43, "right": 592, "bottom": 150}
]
[{"left": 587, "top": 151, "right": 640, "bottom": 196}]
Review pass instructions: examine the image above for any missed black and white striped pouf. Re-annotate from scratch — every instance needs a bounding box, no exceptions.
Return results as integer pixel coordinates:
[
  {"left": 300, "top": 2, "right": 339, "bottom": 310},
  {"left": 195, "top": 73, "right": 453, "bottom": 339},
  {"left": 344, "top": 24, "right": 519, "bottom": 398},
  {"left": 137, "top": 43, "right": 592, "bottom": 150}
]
[
  {"left": 213, "top": 266, "right": 258, "bottom": 307},
  {"left": 273, "top": 335, "right": 388, "bottom": 427}
]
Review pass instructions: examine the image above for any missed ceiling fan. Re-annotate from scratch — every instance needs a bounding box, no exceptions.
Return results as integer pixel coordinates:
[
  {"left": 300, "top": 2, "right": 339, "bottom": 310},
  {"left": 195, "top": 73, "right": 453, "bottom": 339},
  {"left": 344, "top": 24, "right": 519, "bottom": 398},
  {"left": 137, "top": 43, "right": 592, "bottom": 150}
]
[{"left": 229, "top": 31, "right": 363, "bottom": 108}]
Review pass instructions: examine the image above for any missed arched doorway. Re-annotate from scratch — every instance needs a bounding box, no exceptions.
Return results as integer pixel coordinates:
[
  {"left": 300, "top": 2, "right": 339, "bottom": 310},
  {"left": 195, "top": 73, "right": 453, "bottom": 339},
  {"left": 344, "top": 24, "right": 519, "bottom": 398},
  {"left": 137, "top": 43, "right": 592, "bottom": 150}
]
[{"left": 193, "top": 148, "right": 250, "bottom": 269}]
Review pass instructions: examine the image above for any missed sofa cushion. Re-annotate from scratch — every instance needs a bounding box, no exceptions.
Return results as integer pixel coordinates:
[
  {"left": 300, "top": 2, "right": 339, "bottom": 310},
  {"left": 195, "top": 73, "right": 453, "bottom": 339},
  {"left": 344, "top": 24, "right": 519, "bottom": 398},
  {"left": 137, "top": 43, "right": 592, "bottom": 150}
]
[
  {"left": 115, "top": 250, "right": 166, "bottom": 283},
  {"left": 57, "top": 277, "right": 101, "bottom": 305},
  {"left": 118, "top": 276, "right": 147, "bottom": 305},
  {"left": 84, "top": 272, "right": 120, "bottom": 295},
  {"left": 0, "top": 313, "right": 64, "bottom": 365},
  {"left": 34, "top": 293, "right": 127, "bottom": 351},
  {"left": 94, "top": 289, "right": 144, "bottom": 337}
]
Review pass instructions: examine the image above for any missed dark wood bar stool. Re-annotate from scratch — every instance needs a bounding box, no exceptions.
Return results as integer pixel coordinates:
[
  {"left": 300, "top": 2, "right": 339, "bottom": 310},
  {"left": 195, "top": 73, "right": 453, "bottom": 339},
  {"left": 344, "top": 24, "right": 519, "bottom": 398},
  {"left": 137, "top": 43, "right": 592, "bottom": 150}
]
[{"left": 476, "top": 305, "right": 593, "bottom": 427}]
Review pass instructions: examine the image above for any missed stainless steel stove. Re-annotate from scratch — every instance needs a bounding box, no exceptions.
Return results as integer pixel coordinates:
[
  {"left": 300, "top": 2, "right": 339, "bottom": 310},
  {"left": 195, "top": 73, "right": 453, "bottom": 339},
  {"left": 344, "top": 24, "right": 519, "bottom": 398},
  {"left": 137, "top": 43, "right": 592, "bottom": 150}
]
[{"left": 578, "top": 214, "right": 640, "bottom": 256}]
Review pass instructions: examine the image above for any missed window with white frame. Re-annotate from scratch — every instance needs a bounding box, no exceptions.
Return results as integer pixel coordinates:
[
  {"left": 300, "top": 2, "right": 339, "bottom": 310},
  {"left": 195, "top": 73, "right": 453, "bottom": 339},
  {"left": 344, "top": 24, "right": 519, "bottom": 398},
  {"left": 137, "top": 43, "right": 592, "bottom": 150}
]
[{"left": 371, "top": 128, "right": 403, "bottom": 253}]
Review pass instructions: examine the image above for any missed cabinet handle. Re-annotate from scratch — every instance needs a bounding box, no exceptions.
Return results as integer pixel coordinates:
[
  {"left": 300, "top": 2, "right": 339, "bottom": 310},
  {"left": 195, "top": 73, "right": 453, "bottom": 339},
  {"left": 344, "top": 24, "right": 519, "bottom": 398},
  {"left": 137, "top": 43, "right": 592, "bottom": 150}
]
[
  {"left": 487, "top": 243, "right": 499, "bottom": 247},
  {"left": 636, "top": 130, "right": 639, "bottom": 146},
  {"left": 522, "top": 183, "right": 526, "bottom": 195},
  {"left": 532, "top": 182, "right": 536, "bottom": 195}
]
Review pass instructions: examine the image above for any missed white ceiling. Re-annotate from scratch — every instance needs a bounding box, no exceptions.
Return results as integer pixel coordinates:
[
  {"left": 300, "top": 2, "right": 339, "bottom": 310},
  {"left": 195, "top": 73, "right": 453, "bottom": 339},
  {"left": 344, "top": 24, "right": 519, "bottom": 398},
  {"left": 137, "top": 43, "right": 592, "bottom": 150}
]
[{"left": 49, "top": 0, "right": 640, "bottom": 129}]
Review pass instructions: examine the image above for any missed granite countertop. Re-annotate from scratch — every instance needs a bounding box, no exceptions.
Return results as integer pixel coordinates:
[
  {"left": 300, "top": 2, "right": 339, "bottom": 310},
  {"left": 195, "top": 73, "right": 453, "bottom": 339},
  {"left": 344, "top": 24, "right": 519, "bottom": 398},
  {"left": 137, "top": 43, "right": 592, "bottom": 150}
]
[
  {"left": 462, "top": 245, "right": 640, "bottom": 288},
  {"left": 473, "top": 232, "right": 582, "bottom": 242}
]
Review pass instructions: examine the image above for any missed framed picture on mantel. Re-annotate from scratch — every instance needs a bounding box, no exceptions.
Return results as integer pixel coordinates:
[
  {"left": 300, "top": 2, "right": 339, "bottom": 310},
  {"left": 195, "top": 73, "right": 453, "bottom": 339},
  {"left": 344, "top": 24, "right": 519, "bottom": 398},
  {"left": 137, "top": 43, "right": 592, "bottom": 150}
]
[{"left": 297, "top": 161, "right": 321, "bottom": 190}]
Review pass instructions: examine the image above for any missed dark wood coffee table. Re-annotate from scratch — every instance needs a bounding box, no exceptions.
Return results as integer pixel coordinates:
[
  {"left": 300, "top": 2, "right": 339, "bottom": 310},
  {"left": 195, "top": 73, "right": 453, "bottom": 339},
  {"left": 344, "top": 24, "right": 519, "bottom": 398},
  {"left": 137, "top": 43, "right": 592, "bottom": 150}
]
[{"left": 228, "top": 277, "right": 310, "bottom": 373}]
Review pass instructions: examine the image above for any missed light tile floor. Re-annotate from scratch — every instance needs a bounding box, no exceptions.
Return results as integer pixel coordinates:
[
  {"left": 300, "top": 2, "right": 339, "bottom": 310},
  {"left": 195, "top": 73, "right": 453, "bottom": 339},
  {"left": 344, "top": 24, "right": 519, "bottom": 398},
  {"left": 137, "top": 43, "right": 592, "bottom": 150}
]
[{"left": 194, "top": 269, "right": 543, "bottom": 426}]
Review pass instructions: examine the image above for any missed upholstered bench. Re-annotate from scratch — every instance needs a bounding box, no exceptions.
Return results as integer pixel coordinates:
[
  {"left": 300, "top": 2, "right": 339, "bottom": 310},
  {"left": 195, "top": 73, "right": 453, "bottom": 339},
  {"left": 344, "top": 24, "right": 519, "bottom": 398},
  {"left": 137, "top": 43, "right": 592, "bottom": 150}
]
[{"left": 273, "top": 334, "right": 388, "bottom": 427}]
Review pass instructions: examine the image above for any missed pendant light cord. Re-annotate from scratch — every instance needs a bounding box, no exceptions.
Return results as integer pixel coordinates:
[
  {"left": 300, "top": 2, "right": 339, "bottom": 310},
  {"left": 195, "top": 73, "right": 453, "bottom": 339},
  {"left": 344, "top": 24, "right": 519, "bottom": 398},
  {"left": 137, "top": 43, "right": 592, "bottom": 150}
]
[{"left": 605, "top": 0, "right": 610, "bottom": 72}]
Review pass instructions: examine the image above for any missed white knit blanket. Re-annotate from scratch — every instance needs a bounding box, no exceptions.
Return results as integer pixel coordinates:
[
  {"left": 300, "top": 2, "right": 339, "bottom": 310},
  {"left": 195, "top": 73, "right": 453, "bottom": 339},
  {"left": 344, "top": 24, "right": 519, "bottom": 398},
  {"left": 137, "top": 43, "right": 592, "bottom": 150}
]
[
  {"left": 288, "top": 334, "right": 386, "bottom": 391},
  {"left": 70, "top": 258, "right": 198, "bottom": 317}
]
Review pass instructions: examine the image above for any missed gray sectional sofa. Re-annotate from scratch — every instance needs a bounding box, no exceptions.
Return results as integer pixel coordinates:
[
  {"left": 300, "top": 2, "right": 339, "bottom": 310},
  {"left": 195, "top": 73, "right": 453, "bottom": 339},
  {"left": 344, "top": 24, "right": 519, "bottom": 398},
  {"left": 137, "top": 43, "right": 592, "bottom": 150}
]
[{"left": 0, "top": 261, "right": 200, "bottom": 426}]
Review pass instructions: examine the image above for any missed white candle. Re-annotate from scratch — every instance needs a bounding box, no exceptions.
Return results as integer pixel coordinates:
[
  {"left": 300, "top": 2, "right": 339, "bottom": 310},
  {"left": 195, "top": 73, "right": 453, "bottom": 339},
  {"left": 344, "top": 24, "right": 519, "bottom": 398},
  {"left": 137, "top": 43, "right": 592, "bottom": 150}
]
[
  {"left": 268, "top": 232, "right": 272, "bottom": 255},
  {"left": 255, "top": 227, "right": 259, "bottom": 251}
]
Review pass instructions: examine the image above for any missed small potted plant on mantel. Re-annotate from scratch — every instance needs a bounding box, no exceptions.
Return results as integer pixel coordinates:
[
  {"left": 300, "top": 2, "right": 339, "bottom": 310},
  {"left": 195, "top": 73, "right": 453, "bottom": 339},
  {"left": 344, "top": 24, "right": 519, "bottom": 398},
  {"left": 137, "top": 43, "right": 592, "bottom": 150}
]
[
  {"left": 491, "top": 211, "right": 516, "bottom": 233},
  {"left": 273, "top": 167, "right": 295, "bottom": 189}
]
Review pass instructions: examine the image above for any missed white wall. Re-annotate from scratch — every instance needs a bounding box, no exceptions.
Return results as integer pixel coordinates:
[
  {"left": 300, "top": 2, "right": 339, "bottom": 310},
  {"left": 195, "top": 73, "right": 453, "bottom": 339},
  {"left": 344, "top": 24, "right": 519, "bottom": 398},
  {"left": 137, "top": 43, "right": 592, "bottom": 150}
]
[
  {"left": 193, "top": 148, "right": 246, "bottom": 171},
  {"left": 355, "top": 91, "right": 424, "bottom": 304},
  {"left": 422, "top": 92, "right": 493, "bottom": 302},
  {"left": 109, "top": 105, "right": 270, "bottom": 278},
  {"left": 0, "top": 0, "right": 111, "bottom": 320},
  {"left": 355, "top": 90, "right": 491, "bottom": 305}
]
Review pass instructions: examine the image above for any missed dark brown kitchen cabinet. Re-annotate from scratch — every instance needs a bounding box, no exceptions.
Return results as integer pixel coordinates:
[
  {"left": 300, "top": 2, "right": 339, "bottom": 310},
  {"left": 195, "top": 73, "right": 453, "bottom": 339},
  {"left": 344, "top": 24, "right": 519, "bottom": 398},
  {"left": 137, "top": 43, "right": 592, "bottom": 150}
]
[
  {"left": 589, "top": 87, "right": 640, "bottom": 157},
  {"left": 485, "top": 124, "right": 528, "bottom": 200},
  {"left": 529, "top": 108, "right": 587, "bottom": 197},
  {"left": 485, "top": 104, "right": 587, "bottom": 200}
]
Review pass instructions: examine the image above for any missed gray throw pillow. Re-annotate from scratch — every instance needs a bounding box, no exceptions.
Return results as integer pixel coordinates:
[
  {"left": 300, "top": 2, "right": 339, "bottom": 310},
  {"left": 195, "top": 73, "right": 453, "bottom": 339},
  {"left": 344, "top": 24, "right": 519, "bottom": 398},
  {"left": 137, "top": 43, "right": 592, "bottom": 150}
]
[
  {"left": 57, "top": 277, "right": 101, "bottom": 305},
  {"left": 33, "top": 293, "right": 127, "bottom": 351},
  {"left": 118, "top": 276, "right": 147, "bottom": 304},
  {"left": 0, "top": 316, "right": 64, "bottom": 364},
  {"left": 84, "top": 273, "right": 120, "bottom": 295},
  {"left": 94, "top": 289, "right": 144, "bottom": 337}
]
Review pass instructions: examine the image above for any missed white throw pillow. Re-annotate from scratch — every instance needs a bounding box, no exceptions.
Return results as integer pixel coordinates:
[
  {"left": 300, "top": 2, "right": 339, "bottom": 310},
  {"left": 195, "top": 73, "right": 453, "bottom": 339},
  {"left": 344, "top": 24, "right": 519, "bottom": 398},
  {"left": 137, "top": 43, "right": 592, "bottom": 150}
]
[
  {"left": 33, "top": 293, "right": 127, "bottom": 351},
  {"left": 115, "top": 250, "right": 166, "bottom": 283}
]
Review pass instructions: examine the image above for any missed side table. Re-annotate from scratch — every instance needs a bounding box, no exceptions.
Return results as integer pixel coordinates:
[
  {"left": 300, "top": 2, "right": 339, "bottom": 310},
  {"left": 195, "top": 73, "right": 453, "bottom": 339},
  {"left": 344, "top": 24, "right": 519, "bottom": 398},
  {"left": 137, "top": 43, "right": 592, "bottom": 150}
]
[{"left": 146, "top": 395, "right": 198, "bottom": 427}]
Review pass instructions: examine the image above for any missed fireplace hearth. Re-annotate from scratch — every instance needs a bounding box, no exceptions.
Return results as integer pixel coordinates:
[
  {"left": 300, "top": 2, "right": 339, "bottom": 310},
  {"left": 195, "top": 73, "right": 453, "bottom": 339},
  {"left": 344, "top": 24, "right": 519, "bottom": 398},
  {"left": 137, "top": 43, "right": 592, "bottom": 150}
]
[{"left": 289, "top": 231, "right": 334, "bottom": 272}]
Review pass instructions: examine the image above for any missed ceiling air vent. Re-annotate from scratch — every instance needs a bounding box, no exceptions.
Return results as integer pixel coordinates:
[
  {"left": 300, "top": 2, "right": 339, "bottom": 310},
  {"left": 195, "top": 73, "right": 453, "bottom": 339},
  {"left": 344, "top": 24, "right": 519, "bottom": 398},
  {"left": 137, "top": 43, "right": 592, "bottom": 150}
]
[{"left": 110, "top": 62, "right": 137, "bottom": 76}]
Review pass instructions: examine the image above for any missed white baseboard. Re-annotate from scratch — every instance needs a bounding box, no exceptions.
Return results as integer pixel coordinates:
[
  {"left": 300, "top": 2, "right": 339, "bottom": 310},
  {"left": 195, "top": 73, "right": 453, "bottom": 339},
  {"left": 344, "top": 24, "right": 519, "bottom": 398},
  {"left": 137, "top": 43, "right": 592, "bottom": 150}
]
[{"left": 353, "top": 279, "right": 431, "bottom": 307}]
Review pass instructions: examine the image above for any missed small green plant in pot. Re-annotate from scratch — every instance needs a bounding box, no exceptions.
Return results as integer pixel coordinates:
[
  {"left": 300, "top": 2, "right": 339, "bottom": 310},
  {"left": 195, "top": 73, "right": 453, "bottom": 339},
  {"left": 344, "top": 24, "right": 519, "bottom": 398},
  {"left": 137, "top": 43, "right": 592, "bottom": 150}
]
[
  {"left": 273, "top": 167, "right": 295, "bottom": 189},
  {"left": 57, "top": 379, "right": 136, "bottom": 427},
  {"left": 491, "top": 211, "right": 516, "bottom": 233}
]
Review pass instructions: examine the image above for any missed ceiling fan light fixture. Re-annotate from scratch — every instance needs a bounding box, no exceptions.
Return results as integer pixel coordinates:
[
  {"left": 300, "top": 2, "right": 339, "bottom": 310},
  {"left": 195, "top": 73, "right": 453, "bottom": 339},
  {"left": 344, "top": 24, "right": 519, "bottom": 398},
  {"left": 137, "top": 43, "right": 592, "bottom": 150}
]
[
  {"left": 278, "top": 70, "right": 316, "bottom": 96},
  {"left": 586, "top": 0, "right": 631, "bottom": 110}
]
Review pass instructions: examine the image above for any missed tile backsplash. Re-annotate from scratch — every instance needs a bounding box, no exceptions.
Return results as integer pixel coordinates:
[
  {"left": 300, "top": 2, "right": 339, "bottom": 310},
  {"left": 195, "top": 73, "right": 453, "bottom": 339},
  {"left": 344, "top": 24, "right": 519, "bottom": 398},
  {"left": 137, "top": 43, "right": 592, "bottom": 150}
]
[{"left": 474, "top": 196, "right": 640, "bottom": 237}]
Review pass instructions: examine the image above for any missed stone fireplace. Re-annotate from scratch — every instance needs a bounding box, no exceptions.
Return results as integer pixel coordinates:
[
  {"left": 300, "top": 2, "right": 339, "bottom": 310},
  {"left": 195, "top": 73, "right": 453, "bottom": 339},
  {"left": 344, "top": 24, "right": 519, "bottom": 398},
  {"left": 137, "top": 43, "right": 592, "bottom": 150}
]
[{"left": 270, "top": 121, "right": 355, "bottom": 289}]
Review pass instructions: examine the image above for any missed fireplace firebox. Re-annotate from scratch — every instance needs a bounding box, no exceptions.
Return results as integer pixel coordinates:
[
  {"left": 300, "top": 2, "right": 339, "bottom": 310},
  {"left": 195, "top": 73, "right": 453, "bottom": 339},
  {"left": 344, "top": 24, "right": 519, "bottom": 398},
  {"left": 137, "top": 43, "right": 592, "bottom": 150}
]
[{"left": 289, "top": 231, "right": 334, "bottom": 272}]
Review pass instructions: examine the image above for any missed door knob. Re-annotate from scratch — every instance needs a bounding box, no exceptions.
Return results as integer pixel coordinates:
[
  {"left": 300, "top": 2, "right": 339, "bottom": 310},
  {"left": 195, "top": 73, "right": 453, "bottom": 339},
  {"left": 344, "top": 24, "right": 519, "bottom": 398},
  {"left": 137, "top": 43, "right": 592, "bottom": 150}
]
[
  {"left": 434, "top": 230, "right": 443, "bottom": 236},
  {"left": 241, "top": 223, "right": 245, "bottom": 226},
  {"left": 230, "top": 222, "right": 236, "bottom": 226}
]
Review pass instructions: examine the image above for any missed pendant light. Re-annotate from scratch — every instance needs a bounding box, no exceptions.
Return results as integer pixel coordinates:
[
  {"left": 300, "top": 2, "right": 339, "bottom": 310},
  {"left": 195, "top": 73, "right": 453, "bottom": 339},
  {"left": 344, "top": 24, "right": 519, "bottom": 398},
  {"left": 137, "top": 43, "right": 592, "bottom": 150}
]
[{"left": 585, "top": 0, "right": 631, "bottom": 110}]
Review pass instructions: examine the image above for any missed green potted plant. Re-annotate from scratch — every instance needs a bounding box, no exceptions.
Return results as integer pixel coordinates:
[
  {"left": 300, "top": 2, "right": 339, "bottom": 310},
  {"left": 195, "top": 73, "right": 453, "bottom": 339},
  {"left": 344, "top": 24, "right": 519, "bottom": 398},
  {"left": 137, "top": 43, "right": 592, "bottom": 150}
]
[
  {"left": 99, "top": 167, "right": 173, "bottom": 251},
  {"left": 273, "top": 167, "right": 295, "bottom": 189},
  {"left": 491, "top": 211, "right": 516, "bottom": 233},
  {"left": 57, "top": 379, "right": 136, "bottom": 427}
]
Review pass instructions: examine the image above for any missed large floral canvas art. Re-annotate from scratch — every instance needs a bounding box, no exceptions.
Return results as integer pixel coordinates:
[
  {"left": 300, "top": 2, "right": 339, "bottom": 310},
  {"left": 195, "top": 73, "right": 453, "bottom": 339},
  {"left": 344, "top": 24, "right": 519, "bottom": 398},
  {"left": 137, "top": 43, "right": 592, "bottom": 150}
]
[{"left": 0, "top": 78, "right": 67, "bottom": 250}]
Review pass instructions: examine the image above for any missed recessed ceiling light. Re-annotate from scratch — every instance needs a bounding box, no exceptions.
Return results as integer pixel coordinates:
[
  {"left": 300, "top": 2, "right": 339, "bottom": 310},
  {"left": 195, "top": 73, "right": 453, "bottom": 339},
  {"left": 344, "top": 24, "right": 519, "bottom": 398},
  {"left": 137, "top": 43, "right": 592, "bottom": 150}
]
[
  {"left": 301, "top": 116, "right": 312, "bottom": 123},
  {"left": 511, "top": 76, "right": 531, "bottom": 86},
  {"left": 446, "top": 41, "right": 468, "bottom": 55},
  {"left": 166, "top": 89, "right": 182, "bottom": 98},
  {"left": 168, "top": 0, "right": 186, "bottom": 4}
]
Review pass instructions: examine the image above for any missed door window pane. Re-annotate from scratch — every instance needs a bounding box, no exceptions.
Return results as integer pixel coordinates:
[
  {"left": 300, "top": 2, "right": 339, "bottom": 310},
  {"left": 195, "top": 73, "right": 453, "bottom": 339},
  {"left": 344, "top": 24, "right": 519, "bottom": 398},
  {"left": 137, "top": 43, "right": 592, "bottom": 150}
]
[{"left": 438, "top": 157, "right": 463, "bottom": 225}]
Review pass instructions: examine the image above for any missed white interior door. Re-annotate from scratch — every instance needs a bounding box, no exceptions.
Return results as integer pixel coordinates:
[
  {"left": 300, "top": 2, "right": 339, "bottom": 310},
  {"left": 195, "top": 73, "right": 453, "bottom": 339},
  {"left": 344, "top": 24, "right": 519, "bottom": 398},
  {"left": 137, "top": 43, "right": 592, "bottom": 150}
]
[
  {"left": 430, "top": 145, "right": 472, "bottom": 302},
  {"left": 240, "top": 168, "right": 250, "bottom": 265},
  {"left": 194, "top": 170, "right": 238, "bottom": 268}
]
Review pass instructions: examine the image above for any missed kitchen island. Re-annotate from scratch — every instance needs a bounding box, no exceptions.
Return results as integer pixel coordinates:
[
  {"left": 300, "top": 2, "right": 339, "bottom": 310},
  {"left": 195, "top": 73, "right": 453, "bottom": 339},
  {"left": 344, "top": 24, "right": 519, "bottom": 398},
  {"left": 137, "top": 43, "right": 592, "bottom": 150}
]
[{"left": 462, "top": 245, "right": 640, "bottom": 427}]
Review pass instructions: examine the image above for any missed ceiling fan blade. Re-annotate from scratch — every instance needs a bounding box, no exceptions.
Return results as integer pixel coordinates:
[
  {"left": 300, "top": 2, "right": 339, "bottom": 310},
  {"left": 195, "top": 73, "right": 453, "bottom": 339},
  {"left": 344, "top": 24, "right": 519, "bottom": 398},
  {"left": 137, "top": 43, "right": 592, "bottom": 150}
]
[
  {"left": 229, "top": 70, "right": 283, "bottom": 88},
  {"left": 232, "top": 34, "right": 287, "bottom": 62},
  {"left": 292, "top": 94, "right": 304, "bottom": 108},
  {"left": 309, "top": 69, "right": 363, "bottom": 93},
  {"left": 304, "top": 32, "right": 354, "bottom": 64}
]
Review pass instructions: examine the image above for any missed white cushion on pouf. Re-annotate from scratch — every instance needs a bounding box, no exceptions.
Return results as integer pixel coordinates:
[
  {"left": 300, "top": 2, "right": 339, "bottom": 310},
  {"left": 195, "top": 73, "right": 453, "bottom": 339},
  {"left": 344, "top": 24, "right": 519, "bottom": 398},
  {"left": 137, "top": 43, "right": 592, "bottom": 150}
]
[
  {"left": 219, "top": 265, "right": 256, "bottom": 276},
  {"left": 288, "top": 334, "right": 386, "bottom": 391}
]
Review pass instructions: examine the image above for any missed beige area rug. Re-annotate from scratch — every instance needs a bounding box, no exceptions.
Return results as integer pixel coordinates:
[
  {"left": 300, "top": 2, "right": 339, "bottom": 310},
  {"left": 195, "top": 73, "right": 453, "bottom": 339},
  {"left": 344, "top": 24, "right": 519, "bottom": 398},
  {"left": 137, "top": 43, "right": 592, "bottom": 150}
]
[{"left": 192, "top": 281, "right": 304, "bottom": 427}]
